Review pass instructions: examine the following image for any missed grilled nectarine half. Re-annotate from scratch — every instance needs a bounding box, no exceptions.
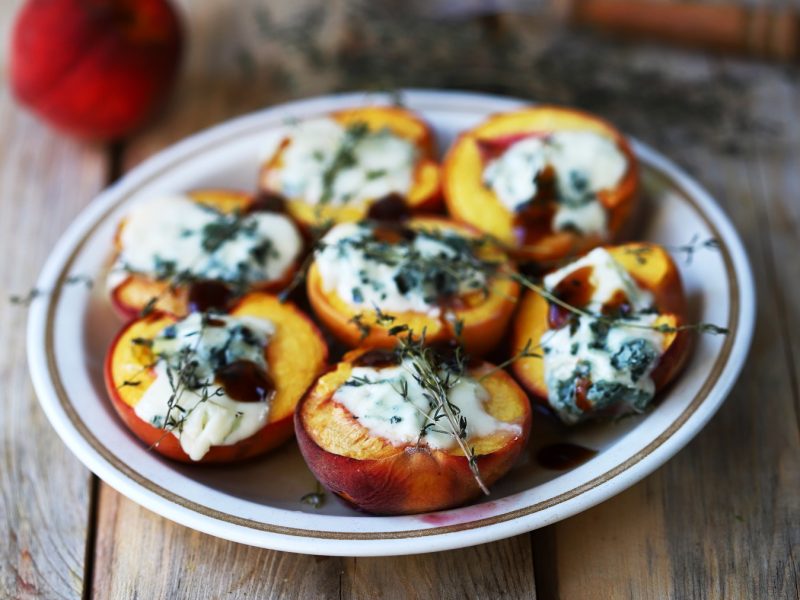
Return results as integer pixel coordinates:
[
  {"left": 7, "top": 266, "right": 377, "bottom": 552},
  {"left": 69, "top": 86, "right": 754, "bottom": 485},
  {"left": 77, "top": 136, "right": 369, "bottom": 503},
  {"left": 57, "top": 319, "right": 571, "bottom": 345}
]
[
  {"left": 443, "top": 106, "right": 639, "bottom": 262},
  {"left": 295, "top": 348, "right": 532, "bottom": 515},
  {"left": 306, "top": 217, "right": 520, "bottom": 356},
  {"left": 105, "top": 293, "right": 327, "bottom": 463},
  {"left": 511, "top": 243, "right": 691, "bottom": 423},
  {"left": 108, "top": 189, "right": 303, "bottom": 318},
  {"left": 259, "top": 106, "right": 441, "bottom": 228}
]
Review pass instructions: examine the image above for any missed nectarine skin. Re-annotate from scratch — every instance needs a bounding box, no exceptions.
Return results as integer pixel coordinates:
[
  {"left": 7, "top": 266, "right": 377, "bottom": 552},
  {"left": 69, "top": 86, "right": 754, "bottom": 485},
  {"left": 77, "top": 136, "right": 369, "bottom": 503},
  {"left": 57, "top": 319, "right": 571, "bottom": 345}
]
[
  {"left": 295, "top": 356, "right": 531, "bottom": 515},
  {"left": 11, "top": 0, "right": 182, "bottom": 139},
  {"left": 105, "top": 293, "right": 328, "bottom": 463}
]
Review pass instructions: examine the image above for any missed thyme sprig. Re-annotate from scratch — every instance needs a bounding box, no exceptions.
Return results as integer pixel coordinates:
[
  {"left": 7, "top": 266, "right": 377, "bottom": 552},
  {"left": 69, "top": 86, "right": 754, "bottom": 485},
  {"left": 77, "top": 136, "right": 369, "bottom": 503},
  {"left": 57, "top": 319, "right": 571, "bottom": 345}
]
[
  {"left": 319, "top": 222, "right": 728, "bottom": 339},
  {"left": 508, "top": 270, "right": 729, "bottom": 336},
  {"left": 9, "top": 274, "right": 93, "bottom": 307},
  {"left": 625, "top": 235, "right": 720, "bottom": 266},
  {"left": 479, "top": 338, "right": 541, "bottom": 382},
  {"left": 394, "top": 330, "right": 490, "bottom": 495},
  {"left": 319, "top": 122, "right": 370, "bottom": 204}
]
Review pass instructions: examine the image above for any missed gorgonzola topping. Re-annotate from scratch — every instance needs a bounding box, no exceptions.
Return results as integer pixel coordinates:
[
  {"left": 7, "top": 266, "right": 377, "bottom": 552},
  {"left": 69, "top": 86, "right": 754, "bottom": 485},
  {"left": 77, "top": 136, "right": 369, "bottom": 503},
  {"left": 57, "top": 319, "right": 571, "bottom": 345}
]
[
  {"left": 540, "top": 248, "right": 665, "bottom": 423},
  {"left": 333, "top": 360, "right": 520, "bottom": 448},
  {"left": 110, "top": 195, "right": 302, "bottom": 289},
  {"left": 269, "top": 118, "right": 417, "bottom": 206},
  {"left": 133, "top": 312, "right": 275, "bottom": 461},
  {"left": 315, "top": 222, "right": 489, "bottom": 316},
  {"left": 482, "top": 130, "right": 628, "bottom": 237}
]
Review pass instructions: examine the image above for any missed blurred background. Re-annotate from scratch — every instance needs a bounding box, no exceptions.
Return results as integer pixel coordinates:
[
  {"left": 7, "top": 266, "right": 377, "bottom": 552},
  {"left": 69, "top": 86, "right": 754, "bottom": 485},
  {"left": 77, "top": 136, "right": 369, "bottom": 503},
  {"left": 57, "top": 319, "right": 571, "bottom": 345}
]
[
  {"left": 6, "top": 0, "right": 795, "bottom": 161},
  {"left": 147, "top": 0, "right": 790, "bottom": 157}
]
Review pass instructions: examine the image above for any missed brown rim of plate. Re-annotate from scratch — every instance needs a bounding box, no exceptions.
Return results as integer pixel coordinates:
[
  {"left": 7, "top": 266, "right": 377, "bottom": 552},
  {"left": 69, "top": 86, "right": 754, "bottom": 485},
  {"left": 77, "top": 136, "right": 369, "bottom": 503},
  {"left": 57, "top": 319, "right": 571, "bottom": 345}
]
[{"left": 43, "top": 114, "right": 738, "bottom": 542}]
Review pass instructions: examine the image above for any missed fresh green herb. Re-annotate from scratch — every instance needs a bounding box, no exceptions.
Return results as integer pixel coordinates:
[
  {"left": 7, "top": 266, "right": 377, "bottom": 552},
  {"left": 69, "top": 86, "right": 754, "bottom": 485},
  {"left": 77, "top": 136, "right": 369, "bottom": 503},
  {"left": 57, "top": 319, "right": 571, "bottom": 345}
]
[
  {"left": 10, "top": 274, "right": 93, "bottom": 307},
  {"left": 391, "top": 329, "right": 490, "bottom": 495},
  {"left": 509, "top": 270, "right": 728, "bottom": 336},
  {"left": 319, "top": 122, "right": 370, "bottom": 204},
  {"left": 200, "top": 210, "right": 258, "bottom": 254},
  {"left": 624, "top": 236, "right": 720, "bottom": 266},
  {"left": 349, "top": 313, "right": 372, "bottom": 341},
  {"left": 479, "top": 338, "right": 541, "bottom": 382},
  {"left": 324, "top": 224, "right": 499, "bottom": 307},
  {"left": 366, "top": 169, "right": 387, "bottom": 180}
]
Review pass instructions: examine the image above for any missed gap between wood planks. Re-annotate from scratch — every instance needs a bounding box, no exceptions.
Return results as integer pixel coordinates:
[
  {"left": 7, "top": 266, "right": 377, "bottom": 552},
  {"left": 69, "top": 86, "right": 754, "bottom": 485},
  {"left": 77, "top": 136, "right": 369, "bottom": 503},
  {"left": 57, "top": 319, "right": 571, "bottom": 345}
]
[{"left": 81, "top": 141, "right": 125, "bottom": 600}]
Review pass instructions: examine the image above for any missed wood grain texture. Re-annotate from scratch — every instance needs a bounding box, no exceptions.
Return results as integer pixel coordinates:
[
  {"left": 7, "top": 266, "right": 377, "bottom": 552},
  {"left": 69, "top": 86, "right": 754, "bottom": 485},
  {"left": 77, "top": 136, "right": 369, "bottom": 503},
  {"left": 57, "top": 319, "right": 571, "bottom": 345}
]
[
  {"left": 0, "top": 54, "right": 108, "bottom": 600},
  {"left": 92, "top": 485, "right": 344, "bottom": 600},
  {"left": 0, "top": 0, "right": 109, "bottom": 597},
  {"left": 341, "top": 536, "right": 536, "bottom": 599},
  {"left": 531, "top": 54, "right": 800, "bottom": 599}
]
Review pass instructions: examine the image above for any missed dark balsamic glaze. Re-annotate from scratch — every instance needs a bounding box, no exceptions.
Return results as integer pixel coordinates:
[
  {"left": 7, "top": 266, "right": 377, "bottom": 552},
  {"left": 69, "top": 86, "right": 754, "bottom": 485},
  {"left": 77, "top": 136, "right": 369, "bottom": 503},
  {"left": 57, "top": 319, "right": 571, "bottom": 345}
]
[
  {"left": 248, "top": 191, "right": 287, "bottom": 214},
  {"left": 366, "top": 193, "right": 410, "bottom": 222},
  {"left": 372, "top": 223, "right": 417, "bottom": 244},
  {"left": 547, "top": 265, "right": 596, "bottom": 329},
  {"left": 601, "top": 289, "right": 634, "bottom": 318},
  {"left": 215, "top": 360, "right": 275, "bottom": 403},
  {"left": 187, "top": 280, "right": 233, "bottom": 313},
  {"left": 552, "top": 265, "right": 595, "bottom": 308},
  {"left": 429, "top": 339, "right": 482, "bottom": 371},
  {"left": 352, "top": 348, "right": 400, "bottom": 368},
  {"left": 535, "top": 443, "right": 598, "bottom": 470},
  {"left": 512, "top": 165, "right": 559, "bottom": 246}
]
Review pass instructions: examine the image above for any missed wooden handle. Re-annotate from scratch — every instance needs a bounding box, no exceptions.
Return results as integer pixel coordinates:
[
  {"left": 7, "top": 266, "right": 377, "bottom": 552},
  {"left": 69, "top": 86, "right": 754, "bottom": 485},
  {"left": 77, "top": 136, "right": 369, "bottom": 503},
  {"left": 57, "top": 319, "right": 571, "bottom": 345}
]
[{"left": 569, "top": 0, "right": 800, "bottom": 61}]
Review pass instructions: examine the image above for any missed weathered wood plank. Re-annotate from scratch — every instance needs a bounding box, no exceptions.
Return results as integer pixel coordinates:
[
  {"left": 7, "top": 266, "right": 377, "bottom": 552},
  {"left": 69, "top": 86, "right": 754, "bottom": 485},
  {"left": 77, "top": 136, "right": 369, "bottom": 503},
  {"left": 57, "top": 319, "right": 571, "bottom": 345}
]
[
  {"left": 92, "top": 485, "right": 344, "bottom": 600},
  {"left": 531, "top": 48, "right": 800, "bottom": 599},
  {"left": 341, "top": 536, "right": 536, "bottom": 600},
  {"left": 0, "top": 48, "right": 108, "bottom": 600}
]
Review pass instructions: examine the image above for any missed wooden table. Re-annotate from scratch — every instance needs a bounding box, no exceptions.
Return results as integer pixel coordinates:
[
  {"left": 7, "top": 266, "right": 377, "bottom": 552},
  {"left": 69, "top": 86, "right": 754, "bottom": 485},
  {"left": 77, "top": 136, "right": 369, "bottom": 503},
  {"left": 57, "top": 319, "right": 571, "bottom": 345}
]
[{"left": 2, "top": 1, "right": 798, "bottom": 598}]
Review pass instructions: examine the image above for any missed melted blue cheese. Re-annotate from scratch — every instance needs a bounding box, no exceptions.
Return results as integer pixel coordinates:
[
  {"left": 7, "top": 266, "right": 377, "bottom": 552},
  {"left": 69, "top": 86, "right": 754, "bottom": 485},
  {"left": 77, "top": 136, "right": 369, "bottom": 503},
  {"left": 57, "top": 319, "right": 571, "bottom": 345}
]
[
  {"left": 110, "top": 195, "right": 302, "bottom": 289},
  {"left": 482, "top": 130, "right": 628, "bottom": 237},
  {"left": 540, "top": 248, "right": 665, "bottom": 424},
  {"left": 333, "top": 361, "right": 520, "bottom": 448},
  {"left": 543, "top": 247, "right": 654, "bottom": 312},
  {"left": 270, "top": 118, "right": 417, "bottom": 206},
  {"left": 315, "top": 222, "right": 487, "bottom": 316},
  {"left": 133, "top": 312, "right": 275, "bottom": 461}
]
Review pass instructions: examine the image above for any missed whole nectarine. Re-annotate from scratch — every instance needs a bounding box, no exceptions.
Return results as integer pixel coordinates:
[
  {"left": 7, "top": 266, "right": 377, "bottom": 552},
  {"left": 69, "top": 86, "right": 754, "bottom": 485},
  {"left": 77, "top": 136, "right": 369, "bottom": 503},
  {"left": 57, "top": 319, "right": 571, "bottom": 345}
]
[{"left": 10, "top": 0, "right": 182, "bottom": 139}]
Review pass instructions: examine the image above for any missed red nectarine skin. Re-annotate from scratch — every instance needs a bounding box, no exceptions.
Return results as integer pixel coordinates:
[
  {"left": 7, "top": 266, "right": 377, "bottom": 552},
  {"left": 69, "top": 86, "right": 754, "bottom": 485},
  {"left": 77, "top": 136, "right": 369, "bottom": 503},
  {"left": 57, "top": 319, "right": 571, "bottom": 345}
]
[
  {"left": 295, "top": 356, "right": 532, "bottom": 515},
  {"left": 11, "top": 0, "right": 182, "bottom": 139}
]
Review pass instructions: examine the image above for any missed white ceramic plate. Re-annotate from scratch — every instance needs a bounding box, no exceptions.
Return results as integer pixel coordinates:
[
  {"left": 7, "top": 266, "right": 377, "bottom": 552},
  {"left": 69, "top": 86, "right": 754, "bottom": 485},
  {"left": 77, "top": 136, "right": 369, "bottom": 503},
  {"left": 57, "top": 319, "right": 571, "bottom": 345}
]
[{"left": 28, "top": 90, "right": 755, "bottom": 556}]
